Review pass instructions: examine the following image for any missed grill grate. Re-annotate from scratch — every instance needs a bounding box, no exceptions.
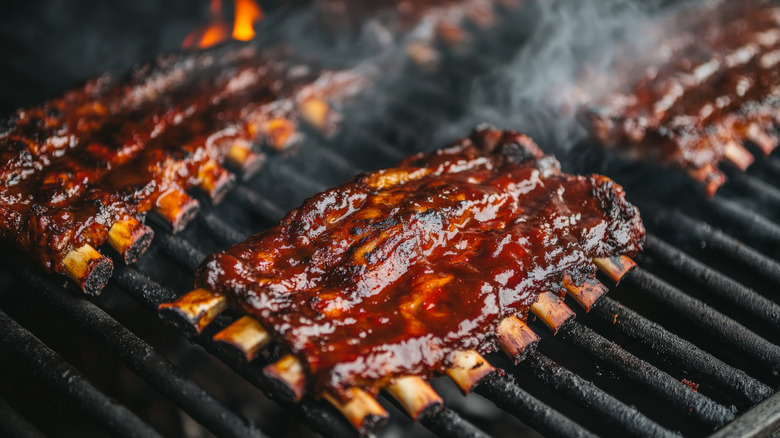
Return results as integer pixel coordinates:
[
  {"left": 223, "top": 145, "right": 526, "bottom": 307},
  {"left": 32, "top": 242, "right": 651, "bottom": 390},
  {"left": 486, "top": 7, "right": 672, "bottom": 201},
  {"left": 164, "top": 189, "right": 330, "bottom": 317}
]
[{"left": 1, "top": 4, "right": 780, "bottom": 438}]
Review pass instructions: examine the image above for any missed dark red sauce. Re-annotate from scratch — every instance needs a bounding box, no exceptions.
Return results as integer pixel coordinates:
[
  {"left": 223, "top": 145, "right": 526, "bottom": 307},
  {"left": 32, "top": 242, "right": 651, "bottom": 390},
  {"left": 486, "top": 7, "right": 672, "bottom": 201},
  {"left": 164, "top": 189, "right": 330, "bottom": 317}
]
[
  {"left": 583, "top": 0, "right": 780, "bottom": 193},
  {"left": 196, "top": 127, "right": 645, "bottom": 397},
  {"left": 0, "top": 43, "right": 371, "bottom": 274}
]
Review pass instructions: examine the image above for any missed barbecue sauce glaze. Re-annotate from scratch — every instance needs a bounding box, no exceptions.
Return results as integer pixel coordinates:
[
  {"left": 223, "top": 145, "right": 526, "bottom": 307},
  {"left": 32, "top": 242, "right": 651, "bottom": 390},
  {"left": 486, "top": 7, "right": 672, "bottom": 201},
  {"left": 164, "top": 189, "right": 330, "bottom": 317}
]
[
  {"left": 0, "top": 44, "right": 370, "bottom": 274},
  {"left": 196, "top": 127, "right": 645, "bottom": 399},
  {"left": 583, "top": 0, "right": 780, "bottom": 195}
]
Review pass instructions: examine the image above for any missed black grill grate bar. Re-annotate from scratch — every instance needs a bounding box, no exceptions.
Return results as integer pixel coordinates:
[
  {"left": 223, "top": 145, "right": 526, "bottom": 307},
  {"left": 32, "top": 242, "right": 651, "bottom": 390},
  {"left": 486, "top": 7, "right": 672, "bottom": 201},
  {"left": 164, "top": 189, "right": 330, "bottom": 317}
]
[
  {"left": 198, "top": 211, "right": 250, "bottom": 245},
  {"left": 727, "top": 170, "right": 780, "bottom": 206},
  {"left": 230, "top": 186, "right": 287, "bottom": 224},
  {"left": 154, "top": 229, "right": 206, "bottom": 272},
  {"left": 305, "top": 140, "right": 367, "bottom": 174},
  {"left": 0, "top": 309, "right": 163, "bottom": 438},
  {"left": 558, "top": 321, "right": 736, "bottom": 428},
  {"left": 0, "top": 253, "right": 266, "bottom": 438},
  {"left": 273, "top": 161, "right": 330, "bottom": 193},
  {"left": 709, "top": 196, "right": 780, "bottom": 245},
  {"left": 112, "top": 261, "right": 361, "bottom": 438},
  {"left": 473, "top": 372, "right": 598, "bottom": 438},
  {"left": 644, "top": 206, "right": 780, "bottom": 287},
  {"left": 762, "top": 157, "right": 780, "bottom": 178},
  {"left": 708, "top": 392, "right": 780, "bottom": 438},
  {"left": 623, "top": 268, "right": 780, "bottom": 375},
  {"left": 592, "top": 296, "right": 773, "bottom": 406},
  {"left": 0, "top": 395, "right": 45, "bottom": 438},
  {"left": 148, "top": 231, "right": 492, "bottom": 438},
  {"left": 345, "top": 128, "right": 407, "bottom": 161},
  {"left": 643, "top": 234, "right": 780, "bottom": 333},
  {"left": 520, "top": 351, "right": 678, "bottom": 438},
  {"left": 419, "top": 408, "right": 490, "bottom": 438}
]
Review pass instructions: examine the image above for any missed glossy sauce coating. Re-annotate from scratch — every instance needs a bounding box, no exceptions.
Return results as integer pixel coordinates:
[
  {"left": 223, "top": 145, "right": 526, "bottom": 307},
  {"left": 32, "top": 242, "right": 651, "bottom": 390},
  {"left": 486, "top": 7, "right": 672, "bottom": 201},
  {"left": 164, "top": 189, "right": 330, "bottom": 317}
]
[
  {"left": 0, "top": 43, "right": 373, "bottom": 274},
  {"left": 583, "top": 0, "right": 780, "bottom": 193},
  {"left": 196, "top": 127, "right": 645, "bottom": 397}
]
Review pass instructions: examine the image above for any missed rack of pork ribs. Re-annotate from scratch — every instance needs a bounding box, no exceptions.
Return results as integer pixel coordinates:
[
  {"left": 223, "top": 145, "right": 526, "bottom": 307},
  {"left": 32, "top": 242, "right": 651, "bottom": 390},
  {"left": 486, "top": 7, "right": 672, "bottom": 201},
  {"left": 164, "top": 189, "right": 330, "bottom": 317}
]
[
  {"left": 309, "top": 0, "right": 522, "bottom": 68},
  {"left": 0, "top": 43, "right": 377, "bottom": 295},
  {"left": 582, "top": 0, "right": 780, "bottom": 196},
  {"left": 160, "top": 126, "right": 645, "bottom": 433}
]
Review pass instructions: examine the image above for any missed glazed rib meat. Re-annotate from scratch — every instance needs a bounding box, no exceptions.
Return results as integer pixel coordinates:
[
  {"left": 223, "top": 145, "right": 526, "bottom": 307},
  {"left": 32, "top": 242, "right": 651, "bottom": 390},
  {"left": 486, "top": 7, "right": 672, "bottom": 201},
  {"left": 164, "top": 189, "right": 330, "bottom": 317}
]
[
  {"left": 194, "top": 126, "right": 645, "bottom": 400},
  {"left": 310, "top": 0, "right": 521, "bottom": 66},
  {"left": 0, "top": 42, "right": 376, "bottom": 294},
  {"left": 582, "top": 0, "right": 780, "bottom": 195}
]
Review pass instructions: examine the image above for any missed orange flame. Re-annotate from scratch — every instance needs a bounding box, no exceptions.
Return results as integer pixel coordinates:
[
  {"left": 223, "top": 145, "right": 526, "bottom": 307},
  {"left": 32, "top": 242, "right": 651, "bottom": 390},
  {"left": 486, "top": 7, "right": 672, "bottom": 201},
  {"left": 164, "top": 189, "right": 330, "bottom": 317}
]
[
  {"left": 233, "top": 0, "right": 264, "bottom": 41},
  {"left": 183, "top": 0, "right": 263, "bottom": 49}
]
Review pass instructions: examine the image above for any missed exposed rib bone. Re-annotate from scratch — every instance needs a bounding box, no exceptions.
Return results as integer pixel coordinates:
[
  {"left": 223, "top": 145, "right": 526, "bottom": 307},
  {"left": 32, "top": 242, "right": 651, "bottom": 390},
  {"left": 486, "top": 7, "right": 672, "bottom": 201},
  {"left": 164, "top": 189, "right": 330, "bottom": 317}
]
[
  {"left": 225, "top": 140, "right": 265, "bottom": 179},
  {"left": 686, "top": 163, "right": 726, "bottom": 197},
  {"left": 213, "top": 315, "right": 270, "bottom": 361},
  {"left": 723, "top": 140, "right": 755, "bottom": 171},
  {"left": 496, "top": 316, "right": 540, "bottom": 363},
  {"left": 323, "top": 388, "right": 389, "bottom": 433},
  {"left": 197, "top": 160, "right": 235, "bottom": 204},
  {"left": 562, "top": 275, "right": 609, "bottom": 312},
  {"left": 530, "top": 292, "right": 576, "bottom": 333},
  {"left": 106, "top": 217, "right": 154, "bottom": 264},
  {"left": 63, "top": 244, "right": 114, "bottom": 296},
  {"left": 300, "top": 98, "right": 333, "bottom": 132},
  {"left": 446, "top": 350, "right": 495, "bottom": 394},
  {"left": 746, "top": 123, "right": 778, "bottom": 155},
  {"left": 153, "top": 187, "right": 200, "bottom": 233},
  {"left": 385, "top": 376, "right": 443, "bottom": 420},
  {"left": 593, "top": 255, "right": 638, "bottom": 283},
  {"left": 158, "top": 288, "right": 226, "bottom": 334},
  {"left": 263, "top": 354, "right": 306, "bottom": 401},
  {"left": 262, "top": 118, "right": 298, "bottom": 151}
]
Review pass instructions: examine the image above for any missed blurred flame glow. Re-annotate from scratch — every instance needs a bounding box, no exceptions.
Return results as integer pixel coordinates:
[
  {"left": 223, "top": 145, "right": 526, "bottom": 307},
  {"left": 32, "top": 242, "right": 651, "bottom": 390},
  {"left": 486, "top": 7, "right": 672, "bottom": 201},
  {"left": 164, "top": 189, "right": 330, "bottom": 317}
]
[{"left": 182, "top": 0, "right": 262, "bottom": 49}]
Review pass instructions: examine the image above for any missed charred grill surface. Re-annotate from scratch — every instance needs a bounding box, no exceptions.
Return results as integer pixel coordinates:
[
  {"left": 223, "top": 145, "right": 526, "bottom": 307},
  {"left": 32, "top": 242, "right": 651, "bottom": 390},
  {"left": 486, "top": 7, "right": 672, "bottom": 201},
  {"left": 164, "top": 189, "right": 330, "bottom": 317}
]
[
  {"left": 194, "top": 126, "right": 645, "bottom": 400},
  {"left": 0, "top": 43, "right": 375, "bottom": 294},
  {"left": 583, "top": 0, "right": 780, "bottom": 195}
]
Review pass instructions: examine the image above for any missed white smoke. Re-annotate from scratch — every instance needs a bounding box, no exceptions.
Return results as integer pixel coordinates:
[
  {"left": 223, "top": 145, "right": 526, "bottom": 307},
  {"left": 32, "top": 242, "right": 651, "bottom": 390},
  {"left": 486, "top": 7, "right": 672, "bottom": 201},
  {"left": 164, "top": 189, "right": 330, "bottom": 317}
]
[{"left": 439, "top": 0, "right": 679, "bottom": 156}]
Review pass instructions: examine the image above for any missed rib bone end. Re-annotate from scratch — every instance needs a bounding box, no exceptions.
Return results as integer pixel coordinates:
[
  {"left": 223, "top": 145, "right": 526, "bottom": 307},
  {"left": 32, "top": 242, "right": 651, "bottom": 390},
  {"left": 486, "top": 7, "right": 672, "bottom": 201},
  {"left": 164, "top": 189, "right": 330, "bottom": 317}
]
[
  {"left": 263, "top": 354, "right": 306, "bottom": 401},
  {"left": 158, "top": 288, "right": 226, "bottom": 334},
  {"left": 497, "top": 316, "right": 539, "bottom": 363},
  {"left": 324, "top": 388, "right": 389, "bottom": 433},
  {"left": 300, "top": 98, "right": 333, "bottom": 133},
  {"left": 213, "top": 315, "right": 270, "bottom": 361},
  {"left": 530, "top": 292, "right": 576, "bottom": 334},
  {"left": 63, "top": 244, "right": 113, "bottom": 296},
  {"left": 263, "top": 118, "right": 299, "bottom": 151},
  {"left": 723, "top": 141, "right": 755, "bottom": 171},
  {"left": 446, "top": 350, "right": 495, "bottom": 394},
  {"left": 385, "top": 376, "right": 443, "bottom": 420},
  {"left": 687, "top": 164, "right": 726, "bottom": 197},
  {"left": 154, "top": 188, "right": 200, "bottom": 234},
  {"left": 198, "top": 160, "right": 236, "bottom": 204},
  {"left": 107, "top": 217, "right": 154, "bottom": 264},
  {"left": 593, "top": 255, "right": 637, "bottom": 284},
  {"left": 226, "top": 141, "right": 265, "bottom": 179},
  {"left": 563, "top": 275, "right": 608, "bottom": 312}
]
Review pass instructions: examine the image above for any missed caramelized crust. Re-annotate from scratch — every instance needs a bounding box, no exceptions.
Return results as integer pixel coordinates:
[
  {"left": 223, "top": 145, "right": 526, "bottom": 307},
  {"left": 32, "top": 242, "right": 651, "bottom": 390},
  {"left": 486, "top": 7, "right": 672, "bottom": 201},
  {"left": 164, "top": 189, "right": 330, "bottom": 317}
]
[
  {"left": 195, "top": 126, "right": 645, "bottom": 398},
  {"left": 582, "top": 0, "right": 780, "bottom": 195},
  {"left": 0, "top": 43, "right": 374, "bottom": 280}
]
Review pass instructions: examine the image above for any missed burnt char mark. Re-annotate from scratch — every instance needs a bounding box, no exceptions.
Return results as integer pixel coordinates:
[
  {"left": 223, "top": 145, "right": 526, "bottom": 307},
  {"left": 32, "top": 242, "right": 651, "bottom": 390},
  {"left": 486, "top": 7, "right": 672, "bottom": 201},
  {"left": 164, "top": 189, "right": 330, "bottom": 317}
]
[{"left": 81, "top": 256, "right": 114, "bottom": 296}]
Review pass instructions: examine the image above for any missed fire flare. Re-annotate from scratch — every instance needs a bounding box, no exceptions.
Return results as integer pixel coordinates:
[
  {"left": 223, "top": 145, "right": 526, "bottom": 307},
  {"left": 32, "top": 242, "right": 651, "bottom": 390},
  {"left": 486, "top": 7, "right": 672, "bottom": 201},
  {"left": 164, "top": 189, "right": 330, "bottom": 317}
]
[{"left": 183, "top": 0, "right": 263, "bottom": 49}]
